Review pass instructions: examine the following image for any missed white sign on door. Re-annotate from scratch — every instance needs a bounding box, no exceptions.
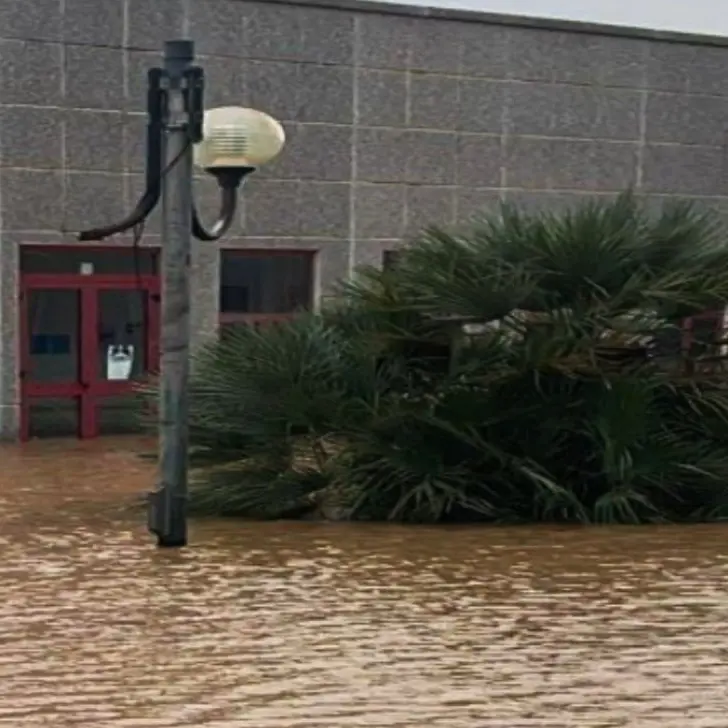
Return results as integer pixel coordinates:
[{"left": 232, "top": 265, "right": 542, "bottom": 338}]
[{"left": 106, "top": 345, "right": 134, "bottom": 381}]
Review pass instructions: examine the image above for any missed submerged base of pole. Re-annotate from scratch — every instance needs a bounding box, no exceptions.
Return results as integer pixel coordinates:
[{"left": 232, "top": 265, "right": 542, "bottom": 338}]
[{"left": 147, "top": 490, "right": 188, "bottom": 548}]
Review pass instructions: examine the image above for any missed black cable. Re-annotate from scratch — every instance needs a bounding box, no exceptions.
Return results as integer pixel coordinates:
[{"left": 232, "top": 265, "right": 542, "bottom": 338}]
[
  {"left": 132, "top": 219, "right": 145, "bottom": 292},
  {"left": 78, "top": 138, "right": 191, "bottom": 242}
]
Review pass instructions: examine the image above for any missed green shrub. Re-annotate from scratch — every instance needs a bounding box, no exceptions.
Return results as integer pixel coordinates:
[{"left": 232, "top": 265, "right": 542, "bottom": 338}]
[{"left": 161, "top": 192, "right": 728, "bottom": 524}]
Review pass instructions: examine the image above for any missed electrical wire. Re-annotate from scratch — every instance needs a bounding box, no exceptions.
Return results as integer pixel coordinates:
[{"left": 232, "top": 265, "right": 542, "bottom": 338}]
[{"left": 78, "top": 134, "right": 192, "bottom": 242}]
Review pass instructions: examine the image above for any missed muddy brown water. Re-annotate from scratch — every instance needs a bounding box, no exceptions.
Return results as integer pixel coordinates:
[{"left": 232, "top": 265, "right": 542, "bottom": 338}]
[{"left": 1, "top": 438, "right": 728, "bottom": 727}]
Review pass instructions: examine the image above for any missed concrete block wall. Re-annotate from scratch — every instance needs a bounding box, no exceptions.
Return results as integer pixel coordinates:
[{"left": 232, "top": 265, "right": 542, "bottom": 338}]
[{"left": 1, "top": 0, "right": 728, "bottom": 436}]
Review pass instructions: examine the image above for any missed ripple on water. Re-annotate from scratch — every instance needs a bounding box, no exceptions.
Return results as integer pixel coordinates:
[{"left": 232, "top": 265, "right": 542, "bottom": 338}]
[{"left": 1, "top": 439, "right": 728, "bottom": 726}]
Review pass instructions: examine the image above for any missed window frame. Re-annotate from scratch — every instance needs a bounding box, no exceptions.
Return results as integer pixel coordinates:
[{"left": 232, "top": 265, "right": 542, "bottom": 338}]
[
  {"left": 681, "top": 309, "right": 728, "bottom": 374},
  {"left": 217, "top": 249, "right": 316, "bottom": 329}
]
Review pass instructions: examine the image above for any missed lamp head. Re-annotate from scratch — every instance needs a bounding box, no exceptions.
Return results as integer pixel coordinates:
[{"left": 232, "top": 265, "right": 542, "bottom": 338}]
[{"left": 193, "top": 106, "right": 286, "bottom": 188}]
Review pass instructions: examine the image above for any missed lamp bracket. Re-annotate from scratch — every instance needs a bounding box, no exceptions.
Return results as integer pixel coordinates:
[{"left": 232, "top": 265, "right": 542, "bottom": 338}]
[{"left": 182, "top": 66, "right": 205, "bottom": 143}]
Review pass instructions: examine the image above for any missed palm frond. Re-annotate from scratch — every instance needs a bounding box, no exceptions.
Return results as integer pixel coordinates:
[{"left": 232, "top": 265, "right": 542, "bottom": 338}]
[{"left": 158, "top": 192, "right": 728, "bottom": 525}]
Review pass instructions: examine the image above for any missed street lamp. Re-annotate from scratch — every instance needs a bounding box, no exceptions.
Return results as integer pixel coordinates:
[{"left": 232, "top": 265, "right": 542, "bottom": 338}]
[
  {"left": 78, "top": 74, "right": 285, "bottom": 243},
  {"left": 77, "top": 40, "right": 285, "bottom": 549},
  {"left": 192, "top": 106, "right": 285, "bottom": 240}
]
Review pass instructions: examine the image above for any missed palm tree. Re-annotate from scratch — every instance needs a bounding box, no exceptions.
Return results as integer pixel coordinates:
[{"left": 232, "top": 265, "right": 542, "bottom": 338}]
[{"left": 159, "top": 192, "right": 728, "bottom": 524}]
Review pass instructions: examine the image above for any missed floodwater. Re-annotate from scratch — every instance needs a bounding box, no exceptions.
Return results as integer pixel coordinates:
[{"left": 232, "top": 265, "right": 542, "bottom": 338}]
[{"left": 1, "top": 440, "right": 728, "bottom": 727}]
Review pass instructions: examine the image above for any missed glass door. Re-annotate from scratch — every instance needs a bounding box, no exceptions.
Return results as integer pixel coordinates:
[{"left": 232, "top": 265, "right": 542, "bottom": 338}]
[
  {"left": 92, "top": 288, "right": 158, "bottom": 435},
  {"left": 21, "top": 287, "right": 88, "bottom": 439},
  {"left": 20, "top": 277, "right": 160, "bottom": 441}
]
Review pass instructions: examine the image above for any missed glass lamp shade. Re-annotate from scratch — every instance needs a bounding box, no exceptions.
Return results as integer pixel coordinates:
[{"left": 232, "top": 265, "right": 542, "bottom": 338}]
[{"left": 193, "top": 106, "right": 285, "bottom": 170}]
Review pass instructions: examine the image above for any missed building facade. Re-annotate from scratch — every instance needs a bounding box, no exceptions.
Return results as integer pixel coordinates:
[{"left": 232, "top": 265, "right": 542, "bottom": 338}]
[{"left": 2, "top": 0, "right": 728, "bottom": 439}]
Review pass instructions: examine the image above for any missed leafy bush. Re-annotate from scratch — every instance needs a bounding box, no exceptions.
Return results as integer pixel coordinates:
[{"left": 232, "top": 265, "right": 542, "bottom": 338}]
[{"left": 161, "top": 192, "right": 728, "bottom": 524}]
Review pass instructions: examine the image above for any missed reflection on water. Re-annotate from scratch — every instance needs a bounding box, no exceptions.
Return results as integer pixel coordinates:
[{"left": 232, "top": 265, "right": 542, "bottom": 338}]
[{"left": 1, "top": 439, "right": 728, "bottom": 727}]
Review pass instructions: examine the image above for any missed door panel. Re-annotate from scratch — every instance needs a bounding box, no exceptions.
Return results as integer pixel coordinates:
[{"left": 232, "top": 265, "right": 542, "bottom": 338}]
[
  {"left": 22, "top": 288, "right": 83, "bottom": 439},
  {"left": 91, "top": 288, "right": 156, "bottom": 434},
  {"left": 97, "top": 396, "right": 147, "bottom": 436},
  {"left": 26, "top": 289, "right": 81, "bottom": 385},
  {"left": 28, "top": 398, "right": 81, "bottom": 439},
  {"left": 96, "top": 289, "right": 148, "bottom": 384}
]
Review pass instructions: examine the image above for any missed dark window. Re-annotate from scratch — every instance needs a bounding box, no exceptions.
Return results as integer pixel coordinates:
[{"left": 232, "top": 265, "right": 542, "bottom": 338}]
[
  {"left": 219, "top": 250, "right": 315, "bottom": 331},
  {"left": 20, "top": 246, "right": 159, "bottom": 275},
  {"left": 382, "top": 250, "right": 402, "bottom": 271}
]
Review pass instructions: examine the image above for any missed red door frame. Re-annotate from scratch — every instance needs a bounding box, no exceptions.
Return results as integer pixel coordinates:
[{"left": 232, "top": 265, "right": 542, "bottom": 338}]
[{"left": 19, "top": 273, "right": 160, "bottom": 440}]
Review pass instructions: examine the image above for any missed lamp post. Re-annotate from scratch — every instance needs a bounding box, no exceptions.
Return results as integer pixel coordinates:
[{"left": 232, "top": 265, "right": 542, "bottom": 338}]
[{"left": 77, "top": 39, "right": 285, "bottom": 548}]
